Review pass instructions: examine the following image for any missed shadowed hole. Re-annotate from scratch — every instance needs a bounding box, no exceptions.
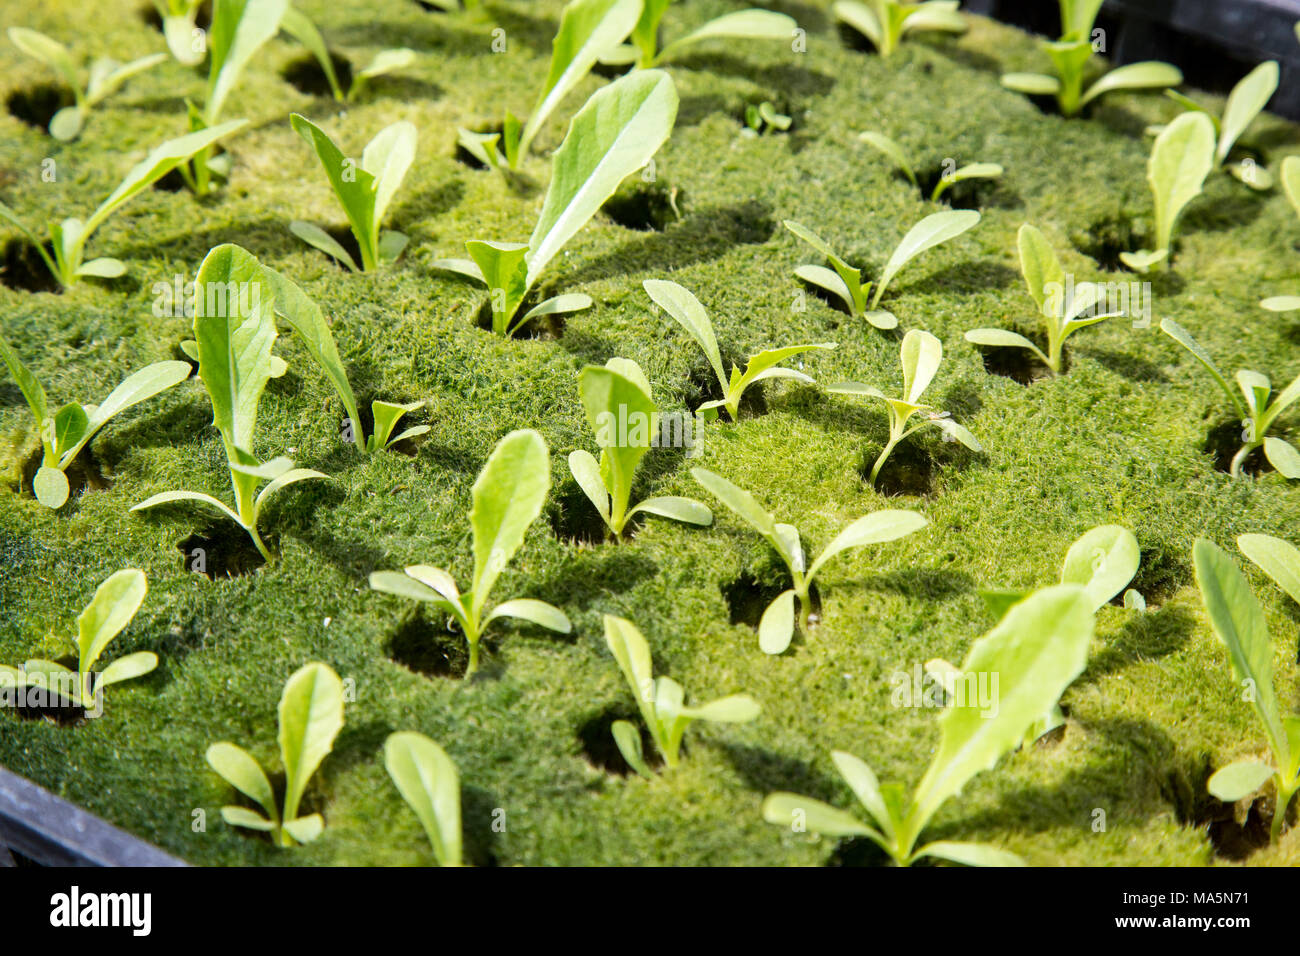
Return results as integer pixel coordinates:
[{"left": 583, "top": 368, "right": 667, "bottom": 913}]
[
  {"left": 177, "top": 526, "right": 266, "bottom": 580},
  {"left": 548, "top": 480, "right": 621, "bottom": 547},
  {"left": 684, "top": 359, "right": 766, "bottom": 420},
  {"left": 577, "top": 705, "right": 663, "bottom": 776},
  {"left": 1114, "top": 545, "right": 1185, "bottom": 608},
  {"left": 971, "top": 330, "right": 1059, "bottom": 385},
  {"left": 386, "top": 612, "right": 469, "bottom": 679},
  {"left": 140, "top": 0, "right": 211, "bottom": 32},
  {"left": 0, "top": 658, "right": 88, "bottom": 726},
  {"left": 721, "top": 571, "right": 819, "bottom": 628},
  {"left": 863, "top": 440, "right": 935, "bottom": 498},
  {"left": 601, "top": 180, "right": 682, "bottom": 232},
  {"left": 1203, "top": 418, "right": 1269, "bottom": 476},
  {"left": 6, "top": 84, "right": 69, "bottom": 132},
  {"left": 1072, "top": 215, "right": 1148, "bottom": 272},
  {"left": 2, "top": 240, "right": 62, "bottom": 294},
  {"left": 828, "top": 835, "right": 893, "bottom": 866},
  {"left": 474, "top": 296, "right": 566, "bottom": 340},
  {"left": 282, "top": 53, "right": 353, "bottom": 98}
]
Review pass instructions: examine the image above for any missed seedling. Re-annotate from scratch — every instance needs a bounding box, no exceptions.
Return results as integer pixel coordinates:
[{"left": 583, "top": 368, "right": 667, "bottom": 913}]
[
  {"left": 743, "top": 101, "right": 791, "bottom": 135},
  {"left": 827, "top": 329, "right": 981, "bottom": 487},
  {"left": 644, "top": 279, "right": 835, "bottom": 422},
  {"left": 1119, "top": 111, "right": 1216, "bottom": 273},
  {"left": 0, "top": 569, "right": 158, "bottom": 710},
  {"left": 1238, "top": 533, "right": 1300, "bottom": 613},
  {"left": 965, "top": 223, "right": 1121, "bottom": 374},
  {"left": 1157, "top": 61, "right": 1279, "bottom": 190},
  {"left": 601, "top": 1, "right": 796, "bottom": 69},
  {"left": 435, "top": 69, "right": 677, "bottom": 336},
  {"left": 859, "top": 131, "right": 1002, "bottom": 202},
  {"left": 7, "top": 27, "right": 167, "bottom": 140},
  {"left": 457, "top": 0, "right": 641, "bottom": 171},
  {"left": 132, "top": 245, "right": 330, "bottom": 560},
  {"left": 183, "top": 0, "right": 288, "bottom": 196},
  {"left": 784, "top": 210, "right": 981, "bottom": 329},
  {"left": 385, "top": 731, "right": 462, "bottom": 866},
  {"left": 1159, "top": 317, "right": 1300, "bottom": 479},
  {"left": 281, "top": 7, "right": 416, "bottom": 102},
  {"left": 151, "top": 0, "right": 206, "bottom": 65},
  {"left": 1194, "top": 539, "right": 1300, "bottom": 842},
  {"left": 603, "top": 614, "right": 760, "bottom": 777},
  {"left": 206, "top": 662, "right": 344, "bottom": 847},
  {"left": 1000, "top": 0, "right": 1180, "bottom": 117},
  {"left": 762, "top": 584, "right": 1095, "bottom": 866},
  {"left": 570, "top": 357, "right": 712, "bottom": 537},
  {"left": 692, "top": 467, "right": 927, "bottom": 653},
  {"left": 832, "top": 0, "right": 965, "bottom": 58},
  {"left": 369, "top": 429, "right": 572, "bottom": 677},
  {"left": 0, "top": 334, "right": 190, "bottom": 508},
  {"left": 0, "top": 120, "right": 246, "bottom": 288},
  {"left": 1260, "top": 157, "right": 1300, "bottom": 312},
  {"left": 288, "top": 115, "right": 416, "bottom": 272}
]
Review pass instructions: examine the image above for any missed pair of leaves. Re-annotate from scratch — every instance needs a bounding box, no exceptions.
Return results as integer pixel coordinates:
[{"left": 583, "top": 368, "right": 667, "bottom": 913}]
[
  {"left": 436, "top": 69, "right": 677, "bottom": 335},
  {"left": 571, "top": 358, "right": 712, "bottom": 535},
  {"left": 858, "top": 131, "right": 1003, "bottom": 202},
  {"left": 763, "top": 585, "right": 1095, "bottom": 865},
  {"left": 385, "top": 732, "right": 462, "bottom": 866},
  {"left": 966, "top": 223, "right": 1120, "bottom": 374},
  {"left": 981, "top": 525, "right": 1141, "bottom": 621},
  {"left": 833, "top": 1, "right": 965, "bottom": 57},
  {"left": 1160, "top": 61, "right": 1278, "bottom": 188},
  {"left": 8, "top": 27, "right": 167, "bottom": 140},
  {"left": 607, "top": 2, "right": 795, "bottom": 69},
  {"left": 691, "top": 468, "right": 928, "bottom": 653},
  {"left": 644, "top": 279, "right": 835, "bottom": 421},
  {"left": 828, "top": 329, "right": 981, "bottom": 486},
  {"left": 290, "top": 114, "right": 417, "bottom": 271},
  {"left": 1120, "top": 111, "right": 1216, "bottom": 272},
  {"left": 603, "top": 615, "right": 759, "bottom": 775},
  {"left": 1002, "top": 55, "right": 1181, "bottom": 118},
  {"left": 0, "top": 333, "right": 190, "bottom": 508},
  {"left": 280, "top": 6, "right": 416, "bottom": 102},
  {"left": 369, "top": 430, "right": 571, "bottom": 676},
  {"left": 206, "top": 662, "right": 344, "bottom": 847},
  {"left": 785, "top": 210, "right": 980, "bottom": 327}
]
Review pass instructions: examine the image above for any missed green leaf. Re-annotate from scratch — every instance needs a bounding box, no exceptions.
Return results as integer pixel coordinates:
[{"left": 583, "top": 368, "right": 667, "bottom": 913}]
[
  {"left": 931, "top": 163, "right": 1002, "bottom": 201},
  {"left": 761, "top": 792, "right": 880, "bottom": 838},
  {"left": 1207, "top": 759, "right": 1275, "bottom": 803},
  {"left": 859, "top": 131, "right": 917, "bottom": 187},
  {"left": 1194, "top": 539, "right": 1289, "bottom": 769},
  {"left": 871, "top": 210, "right": 980, "bottom": 308},
  {"left": 831, "top": 750, "right": 894, "bottom": 836},
  {"left": 220, "top": 806, "right": 275, "bottom": 831},
  {"left": 580, "top": 360, "right": 657, "bottom": 525},
  {"left": 914, "top": 841, "right": 1025, "bottom": 867},
  {"left": 1265, "top": 437, "right": 1300, "bottom": 478},
  {"left": 49, "top": 107, "right": 84, "bottom": 142},
  {"left": 207, "top": 0, "right": 290, "bottom": 122},
  {"left": 50, "top": 402, "right": 86, "bottom": 458},
  {"left": 735, "top": 344, "right": 836, "bottom": 401},
  {"left": 1079, "top": 61, "right": 1182, "bottom": 109},
  {"left": 359, "top": 48, "right": 418, "bottom": 81},
  {"left": 1017, "top": 223, "right": 1064, "bottom": 314},
  {"left": 611, "top": 719, "right": 655, "bottom": 779},
  {"left": 97, "top": 651, "right": 158, "bottom": 688},
  {"left": 469, "top": 429, "right": 550, "bottom": 617},
  {"left": 289, "top": 221, "right": 359, "bottom": 272},
  {"left": 384, "top": 731, "right": 463, "bottom": 866},
  {"left": 33, "top": 467, "right": 70, "bottom": 509},
  {"left": 603, "top": 614, "right": 657, "bottom": 733},
  {"left": 681, "top": 694, "right": 761, "bottom": 723},
  {"left": 254, "top": 467, "right": 327, "bottom": 513},
  {"left": 1217, "top": 61, "right": 1278, "bottom": 165},
  {"left": 278, "top": 662, "right": 344, "bottom": 823},
  {"left": 368, "top": 400, "right": 423, "bottom": 451},
  {"left": 979, "top": 588, "right": 1030, "bottom": 620},
  {"left": 521, "top": 293, "right": 593, "bottom": 322},
  {"left": 911, "top": 585, "right": 1095, "bottom": 831},
  {"left": 1281, "top": 155, "right": 1300, "bottom": 219},
  {"left": 85, "top": 53, "right": 169, "bottom": 106},
  {"left": 363, "top": 122, "right": 417, "bottom": 243},
  {"left": 1146, "top": 111, "right": 1216, "bottom": 257},
  {"left": 690, "top": 468, "right": 776, "bottom": 539},
  {"left": 527, "top": 68, "right": 677, "bottom": 286},
  {"left": 1123, "top": 588, "right": 1146, "bottom": 612},
  {"left": 66, "top": 361, "right": 191, "bottom": 464},
  {"left": 657, "top": 10, "right": 796, "bottom": 64},
  {"left": 1060, "top": 525, "right": 1140, "bottom": 611},
  {"left": 1000, "top": 72, "right": 1061, "bottom": 96},
  {"left": 900, "top": 329, "right": 942, "bottom": 404},
  {"left": 516, "top": 0, "right": 643, "bottom": 163},
  {"left": 280, "top": 5, "right": 344, "bottom": 101},
  {"left": 74, "top": 257, "right": 126, "bottom": 278},
  {"left": 1261, "top": 296, "right": 1300, "bottom": 312},
  {"left": 368, "top": 570, "right": 459, "bottom": 612},
  {"left": 486, "top": 599, "right": 572, "bottom": 633},
  {"left": 568, "top": 449, "right": 610, "bottom": 525},
  {"left": 466, "top": 240, "right": 529, "bottom": 333},
  {"left": 1117, "top": 248, "right": 1167, "bottom": 273},
  {"left": 76, "top": 569, "right": 147, "bottom": 678},
  {"left": 281, "top": 814, "right": 324, "bottom": 845},
  {"left": 832, "top": 1, "right": 883, "bottom": 51},
  {"left": 628, "top": 496, "right": 712, "bottom": 526},
  {"left": 130, "top": 489, "right": 244, "bottom": 528},
  {"left": 1238, "top": 533, "right": 1300, "bottom": 608},
  {"left": 1159, "top": 317, "right": 1245, "bottom": 419},
  {"left": 0, "top": 333, "right": 49, "bottom": 438},
  {"left": 758, "top": 589, "right": 796, "bottom": 655},
  {"left": 784, "top": 219, "right": 865, "bottom": 314},
  {"left": 7, "top": 28, "right": 81, "bottom": 93},
  {"left": 643, "top": 279, "right": 727, "bottom": 389},
  {"left": 806, "top": 510, "right": 929, "bottom": 583},
  {"left": 206, "top": 741, "right": 277, "bottom": 821}
]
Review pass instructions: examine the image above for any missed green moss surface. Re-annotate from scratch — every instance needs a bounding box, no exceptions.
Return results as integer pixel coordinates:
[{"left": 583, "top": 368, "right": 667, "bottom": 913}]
[{"left": 2, "top": 0, "right": 1300, "bottom": 866}]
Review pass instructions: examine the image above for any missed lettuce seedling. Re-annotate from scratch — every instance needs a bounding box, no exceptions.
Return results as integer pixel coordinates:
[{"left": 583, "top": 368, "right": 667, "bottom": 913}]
[
  {"left": 0, "top": 120, "right": 246, "bottom": 288},
  {"left": 457, "top": 0, "right": 641, "bottom": 171},
  {"left": 1158, "top": 61, "right": 1279, "bottom": 190},
  {"left": 1261, "top": 158, "right": 1300, "bottom": 312},
  {"left": 182, "top": 0, "right": 288, "bottom": 196},
  {"left": 1159, "top": 317, "right": 1300, "bottom": 479},
  {"left": 0, "top": 334, "right": 190, "bottom": 509},
  {"left": 132, "top": 245, "right": 329, "bottom": 560},
  {"left": 833, "top": 0, "right": 965, "bottom": 58},
  {"left": 1119, "top": 112, "right": 1216, "bottom": 273},
  {"left": 644, "top": 279, "right": 835, "bottom": 421},
  {"left": 152, "top": 0, "right": 206, "bottom": 65},
  {"left": 827, "top": 329, "right": 981, "bottom": 487},
  {"left": 743, "top": 101, "right": 791, "bottom": 135},
  {"left": 692, "top": 467, "right": 927, "bottom": 653},
  {"left": 570, "top": 357, "right": 712, "bottom": 537},
  {"left": 1, "top": 569, "right": 158, "bottom": 710},
  {"left": 7, "top": 28, "right": 167, "bottom": 141},
  {"left": 435, "top": 69, "right": 677, "bottom": 336},
  {"left": 600, "top": 1, "right": 796, "bottom": 69},
  {"left": 858, "top": 131, "right": 1002, "bottom": 202},
  {"left": 280, "top": 6, "right": 417, "bottom": 102},
  {"left": 965, "top": 223, "right": 1121, "bottom": 375},
  {"left": 1194, "top": 539, "right": 1300, "bottom": 842},
  {"left": 603, "top": 614, "right": 759, "bottom": 777},
  {"left": 762, "top": 584, "right": 1095, "bottom": 866},
  {"left": 385, "top": 731, "right": 462, "bottom": 866},
  {"left": 1000, "top": 0, "right": 1180, "bottom": 117},
  {"left": 206, "top": 662, "right": 344, "bottom": 847},
  {"left": 288, "top": 115, "right": 416, "bottom": 272},
  {"left": 783, "top": 210, "right": 980, "bottom": 329},
  {"left": 370, "top": 429, "right": 571, "bottom": 677}
]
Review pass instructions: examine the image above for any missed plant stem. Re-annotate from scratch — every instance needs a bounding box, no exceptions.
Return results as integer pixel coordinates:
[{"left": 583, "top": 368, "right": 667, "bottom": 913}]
[
  {"left": 1272, "top": 784, "right": 1294, "bottom": 842},
  {"left": 870, "top": 437, "right": 899, "bottom": 487},
  {"left": 796, "top": 587, "right": 812, "bottom": 632},
  {"left": 1230, "top": 442, "right": 1259, "bottom": 479},
  {"left": 466, "top": 639, "right": 479, "bottom": 678}
]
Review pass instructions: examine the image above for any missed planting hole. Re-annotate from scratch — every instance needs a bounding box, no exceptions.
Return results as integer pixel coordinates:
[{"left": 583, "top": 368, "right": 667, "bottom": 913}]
[
  {"left": 1204, "top": 796, "right": 1274, "bottom": 861},
  {"left": 6, "top": 84, "right": 69, "bottom": 132},
  {"left": 20, "top": 446, "right": 108, "bottom": 502},
  {"left": 140, "top": 1, "right": 211, "bottom": 32},
  {"left": 684, "top": 359, "right": 766, "bottom": 421},
  {"left": 916, "top": 164, "right": 994, "bottom": 211},
  {"left": 2, "top": 240, "right": 62, "bottom": 294},
  {"left": 865, "top": 440, "right": 936, "bottom": 498},
  {"left": 282, "top": 53, "right": 353, "bottom": 99},
  {"left": 722, "top": 571, "right": 818, "bottom": 628},
  {"left": 1, "top": 659, "right": 87, "bottom": 726},
  {"left": 601, "top": 180, "right": 681, "bottom": 232},
  {"left": 1203, "top": 418, "right": 1269, "bottom": 477},
  {"left": 177, "top": 526, "right": 266, "bottom": 580},
  {"left": 1074, "top": 215, "right": 1147, "bottom": 272},
  {"left": 577, "top": 705, "right": 663, "bottom": 776},
  {"left": 972, "top": 330, "right": 1058, "bottom": 385},
  {"left": 548, "top": 481, "right": 619, "bottom": 547},
  {"left": 475, "top": 297, "right": 566, "bottom": 340},
  {"left": 386, "top": 612, "right": 469, "bottom": 679}
]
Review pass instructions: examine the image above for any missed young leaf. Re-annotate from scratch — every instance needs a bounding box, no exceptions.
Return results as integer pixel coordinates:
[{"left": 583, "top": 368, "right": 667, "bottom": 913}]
[
  {"left": 1217, "top": 61, "right": 1278, "bottom": 166},
  {"left": 643, "top": 279, "right": 726, "bottom": 388},
  {"left": 469, "top": 429, "right": 550, "bottom": 616},
  {"left": 1207, "top": 760, "right": 1275, "bottom": 803},
  {"left": 278, "top": 662, "right": 345, "bottom": 827},
  {"left": 1145, "top": 111, "right": 1216, "bottom": 264},
  {"left": 385, "top": 731, "right": 463, "bottom": 866},
  {"left": 655, "top": 9, "right": 796, "bottom": 64},
  {"left": 76, "top": 569, "right": 147, "bottom": 678},
  {"left": 859, "top": 131, "right": 917, "bottom": 187},
  {"left": 206, "top": 742, "right": 278, "bottom": 823},
  {"left": 1060, "top": 525, "right": 1140, "bottom": 610},
  {"left": 207, "top": 0, "right": 289, "bottom": 123},
  {"left": 871, "top": 210, "right": 980, "bottom": 308},
  {"left": 1238, "top": 533, "right": 1300, "bottom": 608}
]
